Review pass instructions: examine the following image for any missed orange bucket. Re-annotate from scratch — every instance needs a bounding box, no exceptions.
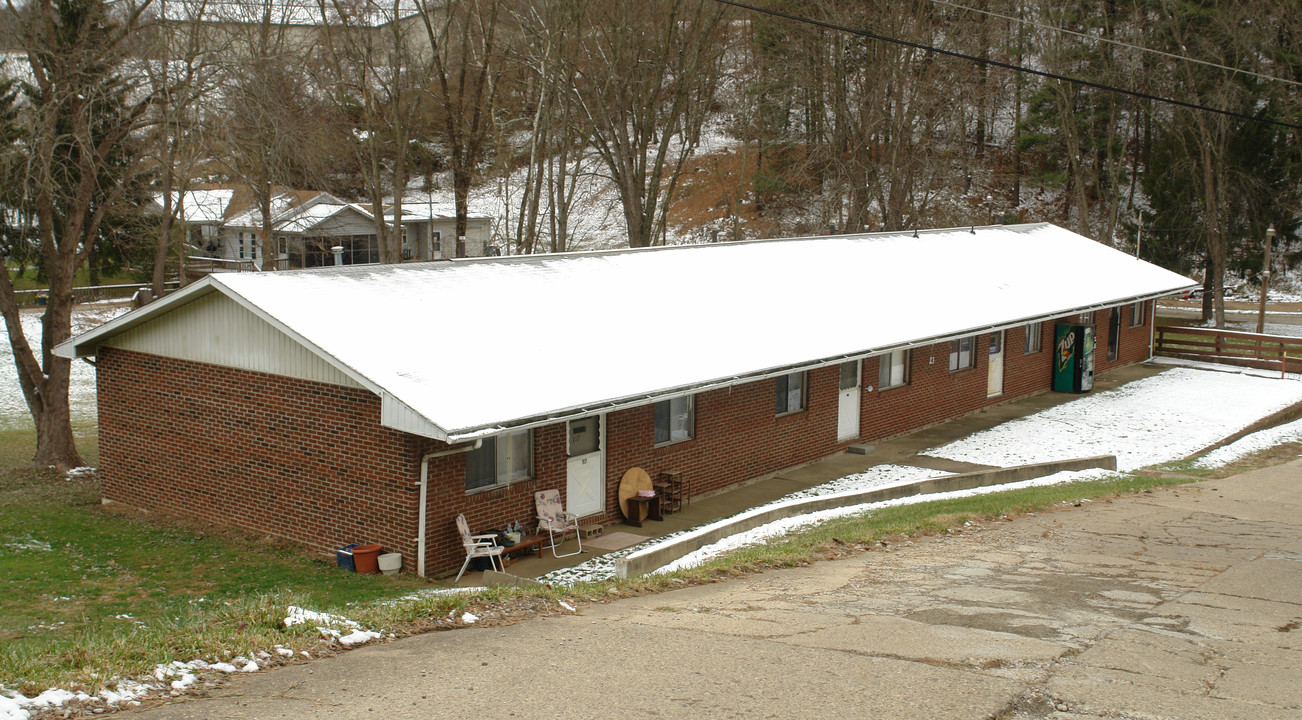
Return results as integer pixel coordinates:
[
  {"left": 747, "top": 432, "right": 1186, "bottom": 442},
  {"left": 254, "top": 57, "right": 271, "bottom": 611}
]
[{"left": 351, "top": 544, "right": 383, "bottom": 574}]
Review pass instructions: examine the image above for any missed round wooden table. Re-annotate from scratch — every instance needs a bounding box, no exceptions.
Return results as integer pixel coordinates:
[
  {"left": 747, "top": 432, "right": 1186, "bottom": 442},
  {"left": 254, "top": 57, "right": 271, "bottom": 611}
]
[{"left": 618, "top": 467, "right": 654, "bottom": 521}]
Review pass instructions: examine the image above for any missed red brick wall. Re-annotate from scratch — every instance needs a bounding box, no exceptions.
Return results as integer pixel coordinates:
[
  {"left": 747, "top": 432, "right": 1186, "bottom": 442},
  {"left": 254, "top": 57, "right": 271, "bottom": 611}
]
[
  {"left": 97, "top": 347, "right": 423, "bottom": 571},
  {"left": 605, "top": 364, "right": 846, "bottom": 507},
  {"left": 97, "top": 303, "right": 1154, "bottom": 578}
]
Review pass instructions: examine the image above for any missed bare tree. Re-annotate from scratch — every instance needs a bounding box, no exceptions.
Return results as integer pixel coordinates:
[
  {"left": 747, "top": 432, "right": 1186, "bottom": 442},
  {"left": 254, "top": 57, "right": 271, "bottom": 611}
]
[
  {"left": 211, "top": 0, "right": 338, "bottom": 269},
  {"left": 415, "top": 0, "right": 505, "bottom": 252},
  {"left": 497, "top": 0, "right": 589, "bottom": 254},
  {"left": 142, "top": 0, "right": 222, "bottom": 294},
  {"left": 318, "top": 0, "right": 427, "bottom": 264},
  {"left": 1149, "top": 0, "right": 1275, "bottom": 327},
  {"left": 0, "top": 0, "right": 158, "bottom": 468},
  {"left": 566, "top": 0, "right": 727, "bottom": 248}
]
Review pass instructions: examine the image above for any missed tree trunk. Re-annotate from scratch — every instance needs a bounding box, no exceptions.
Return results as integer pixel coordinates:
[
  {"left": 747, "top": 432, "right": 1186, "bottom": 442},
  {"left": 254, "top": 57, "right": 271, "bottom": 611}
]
[
  {"left": 32, "top": 257, "right": 84, "bottom": 469},
  {"left": 154, "top": 174, "right": 175, "bottom": 296}
]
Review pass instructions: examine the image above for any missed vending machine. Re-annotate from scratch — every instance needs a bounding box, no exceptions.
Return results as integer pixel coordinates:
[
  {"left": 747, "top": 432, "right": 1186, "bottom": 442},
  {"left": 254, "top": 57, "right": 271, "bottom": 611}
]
[{"left": 1053, "top": 324, "right": 1095, "bottom": 393}]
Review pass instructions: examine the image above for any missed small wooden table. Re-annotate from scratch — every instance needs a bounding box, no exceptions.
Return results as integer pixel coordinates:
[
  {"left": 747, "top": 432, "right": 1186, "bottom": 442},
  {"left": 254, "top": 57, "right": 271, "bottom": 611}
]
[
  {"left": 501, "top": 534, "right": 548, "bottom": 560},
  {"left": 625, "top": 495, "right": 663, "bottom": 527}
]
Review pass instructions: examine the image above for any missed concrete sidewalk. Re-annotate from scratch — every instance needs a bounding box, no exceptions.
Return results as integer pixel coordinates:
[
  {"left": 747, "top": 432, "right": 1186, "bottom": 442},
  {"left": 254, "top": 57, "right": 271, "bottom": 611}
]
[
  {"left": 500, "top": 362, "right": 1167, "bottom": 580},
  {"left": 125, "top": 457, "right": 1302, "bottom": 720}
]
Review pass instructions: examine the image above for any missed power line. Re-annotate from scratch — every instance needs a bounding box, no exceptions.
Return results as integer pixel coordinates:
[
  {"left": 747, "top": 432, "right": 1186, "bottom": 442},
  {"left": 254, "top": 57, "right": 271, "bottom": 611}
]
[
  {"left": 931, "top": 0, "right": 1302, "bottom": 89},
  {"left": 712, "top": 0, "right": 1301, "bottom": 131}
]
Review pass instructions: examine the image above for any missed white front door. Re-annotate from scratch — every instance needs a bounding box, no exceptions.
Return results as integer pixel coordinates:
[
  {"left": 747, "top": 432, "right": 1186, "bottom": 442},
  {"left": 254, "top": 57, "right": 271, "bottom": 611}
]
[
  {"left": 987, "top": 331, "right": 1005, "bottom": 397},
  {"left": 837, "top": 361, "right": 861, "bottom": 442},
  {"left": 566, "top": 414, "right": 605, "bottom": 518}
]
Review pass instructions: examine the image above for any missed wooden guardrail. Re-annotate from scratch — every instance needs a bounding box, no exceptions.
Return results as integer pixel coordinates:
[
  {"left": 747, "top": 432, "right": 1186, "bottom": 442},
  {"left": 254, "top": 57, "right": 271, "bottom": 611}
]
[
  {"left": 185, "top": 256, "right": 259, "bottom": 276},
  {"left": 13, "top": 281, "right": 180, "bottom": 308},
  {"left": 1154, "top": 325, "right": 1302, "bottom": 376}
]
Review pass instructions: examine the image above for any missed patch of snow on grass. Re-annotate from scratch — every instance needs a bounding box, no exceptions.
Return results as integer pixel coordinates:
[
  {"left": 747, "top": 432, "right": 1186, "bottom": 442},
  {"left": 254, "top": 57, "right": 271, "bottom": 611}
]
[
  {"left": 537, "top": 464, "right": 946, "bottom": 586},
  {"left": 284, "top": 605, "right": 381, "bottom": 647},
  {"left": 0, "top": 694, "right": 27, "bottom": 720},
  {"left": 337, "top": 631, "right": 380, "bottom": 646},
  {"left": 923, "top": 368, "right": 1302, "bottom": 471},
  {"left": 1195, "top": 417, "right": 1302, "bottom": 468},
  {"left": 658, "top": 468, "right": 1114, "bottom": 573},
  {"left": 2, "top": 536, "right": 51, "bottom": 552}
]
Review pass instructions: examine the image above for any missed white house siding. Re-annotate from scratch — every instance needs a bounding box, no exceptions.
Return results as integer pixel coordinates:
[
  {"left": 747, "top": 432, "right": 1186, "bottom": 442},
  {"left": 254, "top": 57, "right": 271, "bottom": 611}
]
[
  {"left": 302, "top": 211, "right": 377, "bottom": 237},
  {"left": 105, "top": 292, "right": 363, "bottom": 389},
  {"left": 379, "top": 395, "right": 448, "bottom": 440},
  {"left": 429, "top": 218, "right": 491, "bottom": 258}
]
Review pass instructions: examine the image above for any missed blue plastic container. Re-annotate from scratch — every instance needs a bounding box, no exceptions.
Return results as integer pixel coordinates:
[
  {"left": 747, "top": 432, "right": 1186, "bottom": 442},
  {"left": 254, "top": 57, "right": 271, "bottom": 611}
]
[{"left": 336, "top": 543, "right": 360, "bottom": 571}]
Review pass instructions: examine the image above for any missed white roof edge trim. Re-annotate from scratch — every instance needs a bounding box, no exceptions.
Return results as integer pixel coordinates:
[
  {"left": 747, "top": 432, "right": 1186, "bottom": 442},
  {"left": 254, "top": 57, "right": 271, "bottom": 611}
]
[
  {"left": 53, "top": 278, "right": 220, "bottom": 359},
  {"left": 380, "top": 395, "right": 450, "bottom": 442},
  {"left": 442, "top": 286, "right": 1195, "bottom": 443}
]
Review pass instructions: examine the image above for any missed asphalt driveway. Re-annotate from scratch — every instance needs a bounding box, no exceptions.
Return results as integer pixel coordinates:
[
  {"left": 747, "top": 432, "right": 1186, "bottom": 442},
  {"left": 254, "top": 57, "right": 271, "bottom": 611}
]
[{"left": 121, "top": 459, "right": 1302, "bottom": 720}]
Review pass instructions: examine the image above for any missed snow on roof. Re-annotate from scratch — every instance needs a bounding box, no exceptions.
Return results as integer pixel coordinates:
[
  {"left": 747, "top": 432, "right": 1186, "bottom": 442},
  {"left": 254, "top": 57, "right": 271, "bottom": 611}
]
[
  {"left": 386, "top": 204, "right": 490, "bottom": 222},
  {"left": 224, "top": 191, "right": 353, "bottom": 231},
  {"left": 155, "top": 189, "right": 235, "bottom": 224},
  {"left": 276, "top": 202, "right": 375, "bottom": 234},
  {"left": 58, "top": 223, "right": 1195, "bottom": 442}
]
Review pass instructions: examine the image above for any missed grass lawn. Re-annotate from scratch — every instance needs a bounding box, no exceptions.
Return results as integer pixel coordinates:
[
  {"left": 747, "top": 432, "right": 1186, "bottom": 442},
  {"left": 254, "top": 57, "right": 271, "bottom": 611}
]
[
  {"left": 0, "top": 427, "right": 443, "bottom": 695},
  {"left": 0, "top": 418, "right": 1269, "bottom": 704}
]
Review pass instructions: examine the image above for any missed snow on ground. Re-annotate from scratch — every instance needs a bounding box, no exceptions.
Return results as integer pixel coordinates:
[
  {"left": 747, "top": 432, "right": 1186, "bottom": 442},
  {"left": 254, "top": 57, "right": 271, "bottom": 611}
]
[
  {"left": 658, "top": 469, "right": 1114, "bottom": 573},
  {"left": 543, "top": 365, "right": 1302, "bottom": 585},
  {"left": 283, "top": 605, "right": 385, "bottom": 646},
  {"left": 1194, "top": 417, "right": 1302, "bottom": 469},
  {"left": 923, "top": 367, "right": 1302, "bottom": 472},
  {"left": 0, "top": 303, "right": 129, "bottom": 431},
  {"left": 0, "top": 603, "right": 388, "bottom": 719},
  {"left": 536, "top": 464, "right": 949, "bottom": 586}
]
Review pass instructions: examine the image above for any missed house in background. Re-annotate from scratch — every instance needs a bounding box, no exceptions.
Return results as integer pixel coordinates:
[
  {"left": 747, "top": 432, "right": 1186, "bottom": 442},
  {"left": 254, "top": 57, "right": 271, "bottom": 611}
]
[
  {"left": 158, "top": 186, "right": 495, "bottom": 273},
  {"left": 387, "top": 203, "right": 495, "bottom": 261},
  {"left": 56, "top": 223, "right": 1196, "bottom": 578},
  {"left": 151, "top": 187, "right": 234, "bottom": 256}
]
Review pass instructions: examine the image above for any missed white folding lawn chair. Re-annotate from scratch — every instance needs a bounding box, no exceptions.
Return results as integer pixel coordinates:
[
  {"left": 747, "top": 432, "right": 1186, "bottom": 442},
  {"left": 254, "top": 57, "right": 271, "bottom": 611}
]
[
  {"left": 455, "top": 513, "right": 505, "bottom": 582},
  {"left": 535, "top": 489, "right": 583, "bottom": 558}
]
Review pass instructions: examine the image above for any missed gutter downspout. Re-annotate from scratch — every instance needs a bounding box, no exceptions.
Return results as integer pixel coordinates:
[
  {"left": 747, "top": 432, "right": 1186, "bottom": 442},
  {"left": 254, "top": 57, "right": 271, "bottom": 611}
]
[
  {"left": 1148, "top": 299, "right": 1157, "bottom": 363},
  {"left": 416, "top": 440, "right": 481, "bottom": 578}
]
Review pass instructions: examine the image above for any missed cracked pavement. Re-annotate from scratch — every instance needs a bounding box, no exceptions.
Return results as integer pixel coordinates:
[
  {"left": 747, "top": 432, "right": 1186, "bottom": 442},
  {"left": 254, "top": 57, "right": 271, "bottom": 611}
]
[{"left": 125, "top": 459, "right": 1302, "bottom": 720}]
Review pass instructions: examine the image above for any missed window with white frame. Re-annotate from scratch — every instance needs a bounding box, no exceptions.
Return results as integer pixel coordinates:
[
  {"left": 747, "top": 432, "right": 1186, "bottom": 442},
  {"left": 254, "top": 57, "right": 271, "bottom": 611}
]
[
  {"left": 464, "top": 429, "right": 532, "bottom": 492},
  {"left": 1130, "top": 302, "right": 1145, "bottom": 327},
  {"left": 654, "top": 395, "right": 695, "bottom": 445},
  {"left": 1025, "top": 322, "right": 1042, "bottom": 354},
  {"left": 878, "top": 349, "right": 910, "bottom": 389},
  {"left": 775, "top": 372, "right": 807, "bottom": 415},
  {"left": 949, "top": 336, "right": 976, "bottom": 371},
  {"left": 1079, "top": 311, "right": 1095, "bottom": 324}
]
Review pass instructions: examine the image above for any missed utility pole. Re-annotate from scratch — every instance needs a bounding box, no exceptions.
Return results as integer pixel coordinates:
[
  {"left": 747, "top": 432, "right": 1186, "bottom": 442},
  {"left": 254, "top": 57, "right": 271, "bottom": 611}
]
[{"left": 1256, "top": 224, "right": 1276, "bottom": 334}]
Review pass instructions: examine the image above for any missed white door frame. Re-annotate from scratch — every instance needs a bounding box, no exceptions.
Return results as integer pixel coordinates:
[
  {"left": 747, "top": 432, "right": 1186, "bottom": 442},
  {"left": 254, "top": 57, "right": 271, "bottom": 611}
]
[
  {"left": 837, "top": 360, "right": 861, "bottom": 442},
  {"left": 566, "top": 414, "right": 605, "bottom": 518},
  {"left": 987, "top": 330, "right": 1005, "bottom": 397}
]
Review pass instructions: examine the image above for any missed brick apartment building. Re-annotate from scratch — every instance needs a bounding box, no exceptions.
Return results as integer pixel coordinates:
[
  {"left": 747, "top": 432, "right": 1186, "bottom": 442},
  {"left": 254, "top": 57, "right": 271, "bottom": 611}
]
[{"left": 57, "top": 223, "right": 1195, "bottom": 577}]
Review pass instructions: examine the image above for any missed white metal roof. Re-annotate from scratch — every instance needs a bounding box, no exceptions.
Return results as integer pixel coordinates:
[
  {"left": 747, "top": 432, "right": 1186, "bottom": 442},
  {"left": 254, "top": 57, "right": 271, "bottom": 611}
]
[{"left": 58, "top": 223, "right": 1196, "bottom": 442}]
